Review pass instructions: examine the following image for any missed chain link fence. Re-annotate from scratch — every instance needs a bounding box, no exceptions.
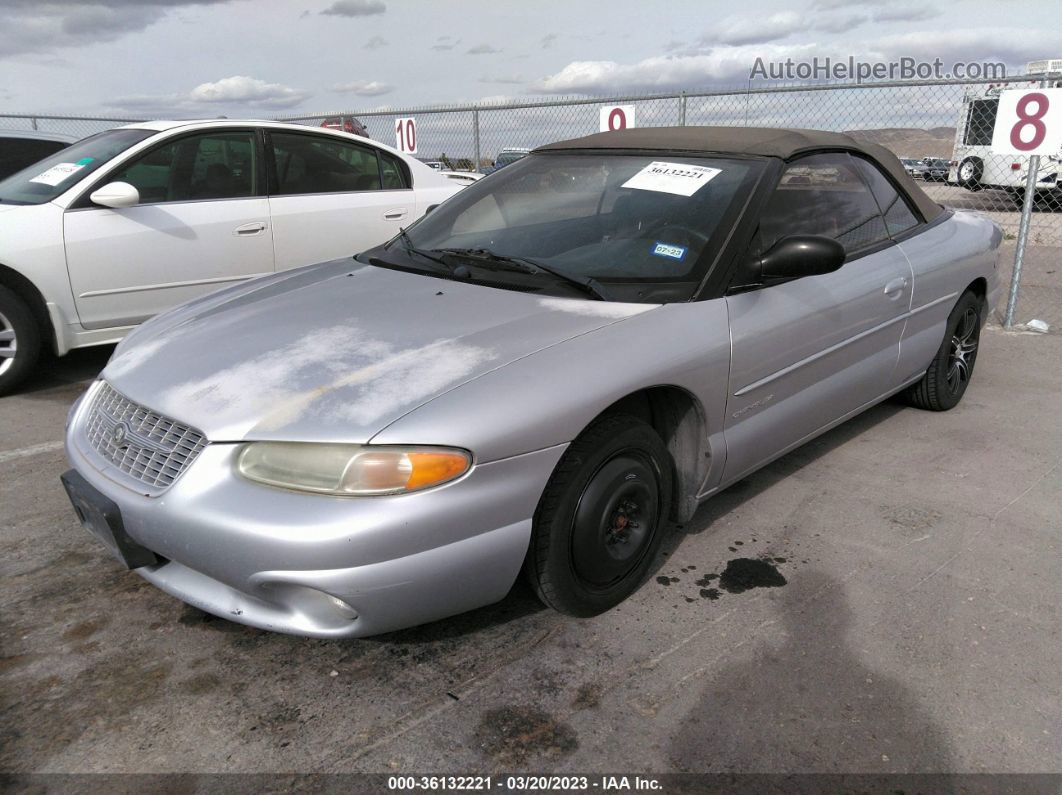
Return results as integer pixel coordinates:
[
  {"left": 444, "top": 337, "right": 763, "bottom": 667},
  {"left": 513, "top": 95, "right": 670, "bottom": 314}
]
[{"left": 2, "top": 75, "right": 1059, "bottom": 330}]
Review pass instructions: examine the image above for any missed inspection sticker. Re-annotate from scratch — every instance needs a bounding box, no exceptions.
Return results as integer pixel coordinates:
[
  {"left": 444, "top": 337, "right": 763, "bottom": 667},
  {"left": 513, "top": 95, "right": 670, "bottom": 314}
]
[
  {"left": 29, "top": 162, "right": 86, "bottom": 186},
  {"left": 651, "top": 241, "right": 687, "bottom": 261},
  {"left": 621, "top": 161, "right": 721, "bottom": 196}
]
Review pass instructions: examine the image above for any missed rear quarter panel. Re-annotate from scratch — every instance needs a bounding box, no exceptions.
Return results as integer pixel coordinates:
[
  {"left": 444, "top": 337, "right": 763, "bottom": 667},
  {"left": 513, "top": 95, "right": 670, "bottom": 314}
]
[{"left": 895, "top": 211, "right": 1001, "bottom": 383}]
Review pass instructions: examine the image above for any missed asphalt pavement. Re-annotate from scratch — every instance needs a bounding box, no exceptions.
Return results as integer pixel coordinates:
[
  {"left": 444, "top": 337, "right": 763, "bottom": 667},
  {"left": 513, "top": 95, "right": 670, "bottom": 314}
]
[{"left": 1, "top": 329, "right": 1059, "bottom": 776}]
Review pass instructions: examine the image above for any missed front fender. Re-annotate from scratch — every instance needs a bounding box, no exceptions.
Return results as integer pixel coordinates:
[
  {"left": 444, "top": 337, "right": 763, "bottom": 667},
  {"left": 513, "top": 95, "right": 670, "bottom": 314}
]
[{"left": 369, "top": 300, "right": 733, "bottom": 490}]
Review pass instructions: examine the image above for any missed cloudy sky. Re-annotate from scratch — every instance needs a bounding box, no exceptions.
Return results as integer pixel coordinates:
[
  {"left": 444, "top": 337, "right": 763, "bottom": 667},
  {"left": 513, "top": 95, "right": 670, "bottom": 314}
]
[{"left": 2, "top": 0, "right": 1060, "bottom": 117}]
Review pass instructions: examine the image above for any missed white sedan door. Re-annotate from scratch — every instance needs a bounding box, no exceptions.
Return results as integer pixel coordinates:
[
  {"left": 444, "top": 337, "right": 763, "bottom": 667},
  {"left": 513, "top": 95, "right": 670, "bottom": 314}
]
[
  {"left": 64, "top": 129, "right": 273, "bottom": 329},
  {"left": 265, "top": 131, "right": 416, "bottom": 269}
]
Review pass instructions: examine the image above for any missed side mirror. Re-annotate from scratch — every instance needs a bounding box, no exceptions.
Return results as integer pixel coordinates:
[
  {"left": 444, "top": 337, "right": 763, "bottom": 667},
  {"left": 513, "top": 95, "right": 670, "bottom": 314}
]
[
  {"left": 89, "top": 181, "right": 140, "bottom": 209},
  {"left": 759, "top": 235, "right": 845, "bottom": 282}
]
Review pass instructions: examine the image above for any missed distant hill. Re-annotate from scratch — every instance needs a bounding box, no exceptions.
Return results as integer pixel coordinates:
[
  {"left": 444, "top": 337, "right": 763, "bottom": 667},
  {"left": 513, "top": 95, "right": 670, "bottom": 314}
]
[{"left": 845, "top": 127, "right": 957, "bottom": 159}]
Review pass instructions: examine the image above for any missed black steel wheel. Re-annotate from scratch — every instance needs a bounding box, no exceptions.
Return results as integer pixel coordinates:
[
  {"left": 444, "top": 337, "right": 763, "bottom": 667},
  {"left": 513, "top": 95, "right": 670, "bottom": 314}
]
[{"left": 525, "top": 413, "right": 673, "bottom": 617}]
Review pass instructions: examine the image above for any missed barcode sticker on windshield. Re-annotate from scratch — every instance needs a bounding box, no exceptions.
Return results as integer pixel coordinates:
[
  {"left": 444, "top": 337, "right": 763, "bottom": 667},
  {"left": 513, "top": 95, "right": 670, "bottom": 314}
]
[
  {"left": 621, "top": 161, "right": 721, "bottom": 196},
  {"left": 29, "top": 162, "right": 86, "bottom": 187}
]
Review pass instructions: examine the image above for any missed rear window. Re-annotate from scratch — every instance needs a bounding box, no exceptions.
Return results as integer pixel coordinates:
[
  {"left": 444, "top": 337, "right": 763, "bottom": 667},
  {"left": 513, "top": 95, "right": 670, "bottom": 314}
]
[{"left": 0, "top": 129, "right": 153, "bottom": 205}]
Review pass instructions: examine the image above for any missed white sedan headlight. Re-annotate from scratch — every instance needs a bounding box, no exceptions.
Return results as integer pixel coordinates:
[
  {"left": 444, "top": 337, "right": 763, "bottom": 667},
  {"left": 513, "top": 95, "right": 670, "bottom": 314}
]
[{"left": 236, "top": 443, "right": 471, "bottom": 496}]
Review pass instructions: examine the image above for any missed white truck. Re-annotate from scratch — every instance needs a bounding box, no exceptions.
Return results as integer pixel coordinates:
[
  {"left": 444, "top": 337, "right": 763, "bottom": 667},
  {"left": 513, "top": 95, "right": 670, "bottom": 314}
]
[{"left": 950, "top": 60, "right": 1062, "bottom": 203}]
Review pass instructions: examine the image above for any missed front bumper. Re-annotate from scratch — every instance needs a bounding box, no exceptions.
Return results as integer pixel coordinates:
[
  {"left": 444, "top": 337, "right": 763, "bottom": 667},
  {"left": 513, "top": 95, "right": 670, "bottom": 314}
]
[{"left": 64, "top": 389, "right": 566, "bottom": 637}]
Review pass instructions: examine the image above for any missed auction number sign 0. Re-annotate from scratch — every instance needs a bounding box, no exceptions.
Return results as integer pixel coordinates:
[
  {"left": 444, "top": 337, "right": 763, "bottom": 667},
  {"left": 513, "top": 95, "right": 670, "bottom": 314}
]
[
  {"left": 395, "top": 117, "right": 417, "bottom": 153},
  {"left": 599, "top": 104, "right": 636, "bottom": 132},
  {"left": 991, "top": 88, "right": 1062, "bottom": 156}
]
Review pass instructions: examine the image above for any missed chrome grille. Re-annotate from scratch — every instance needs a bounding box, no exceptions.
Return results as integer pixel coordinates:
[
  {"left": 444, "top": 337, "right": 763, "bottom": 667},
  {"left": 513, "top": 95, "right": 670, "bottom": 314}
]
[{"left": 82, "top": 382, "right": 207, "bottom": 491}]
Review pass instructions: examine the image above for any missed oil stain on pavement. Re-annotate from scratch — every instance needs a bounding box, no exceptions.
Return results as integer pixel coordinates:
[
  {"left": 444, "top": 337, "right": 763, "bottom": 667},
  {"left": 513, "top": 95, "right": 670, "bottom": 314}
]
[{"left": 474, "top": 705, "right": 578, "bottom": 765}]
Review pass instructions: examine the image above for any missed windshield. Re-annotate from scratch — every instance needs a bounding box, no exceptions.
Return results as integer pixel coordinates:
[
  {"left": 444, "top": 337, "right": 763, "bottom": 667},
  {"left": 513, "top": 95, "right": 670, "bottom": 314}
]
[
  {"left": 380, "top": 152, "right": 761, "bottom": 302},
  {"left": 0, "top": 128, "right": 153, "bottom": 205}
]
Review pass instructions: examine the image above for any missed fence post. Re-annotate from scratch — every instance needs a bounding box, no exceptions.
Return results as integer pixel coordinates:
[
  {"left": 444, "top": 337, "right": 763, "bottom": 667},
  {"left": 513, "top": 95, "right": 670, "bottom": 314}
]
[
  {"left": 1003, "top": 77, "right": 1047, "bottom": 328},
  {"left": 678, "top": 92, "right": 687, "bottom": 126},
  {"left": 31, "top": 117, "right": 38, "bottom": 130},
  {"left": 472, "top": 108, "right": 481, "bottom": 173}
]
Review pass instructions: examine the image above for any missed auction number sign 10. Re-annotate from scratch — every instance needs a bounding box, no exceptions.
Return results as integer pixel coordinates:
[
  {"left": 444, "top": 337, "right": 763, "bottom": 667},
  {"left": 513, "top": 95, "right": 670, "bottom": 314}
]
[
  {"left": 991, "top": 88, "right": 1062, "bottom": 155},
  {"left": 395, "top": 117, "right": 417, "bottom": 154}
]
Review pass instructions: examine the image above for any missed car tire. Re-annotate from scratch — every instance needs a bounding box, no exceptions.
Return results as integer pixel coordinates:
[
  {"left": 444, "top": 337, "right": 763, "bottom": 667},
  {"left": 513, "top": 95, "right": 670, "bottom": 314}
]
[
  {"left": 0, "top": 285, "right": 42, "bottom": 396},
  {"left": 958, "top": 157, "right": 984, "bottom": 192},
  {"left": 524, "top": 413, "right": 674, "bottom": 617},
  {"left": 903, "top": 291, "right": 982, "bottom": 412}
]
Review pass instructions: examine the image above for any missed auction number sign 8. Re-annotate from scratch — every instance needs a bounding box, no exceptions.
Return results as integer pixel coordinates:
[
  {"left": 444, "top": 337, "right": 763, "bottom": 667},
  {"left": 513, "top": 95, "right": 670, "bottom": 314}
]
[
  {"left": 395, "top": 117, "right": 417, "bottom": 153},
  {"left": 991, "top": 88, "right": 1062, "bottom": 156}
]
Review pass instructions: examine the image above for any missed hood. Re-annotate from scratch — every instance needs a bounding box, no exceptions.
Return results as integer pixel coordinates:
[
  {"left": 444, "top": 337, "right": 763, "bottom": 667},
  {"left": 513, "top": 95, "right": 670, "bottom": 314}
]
[{"left": 103, "top": 260, "right": 658, "bottom": 442}]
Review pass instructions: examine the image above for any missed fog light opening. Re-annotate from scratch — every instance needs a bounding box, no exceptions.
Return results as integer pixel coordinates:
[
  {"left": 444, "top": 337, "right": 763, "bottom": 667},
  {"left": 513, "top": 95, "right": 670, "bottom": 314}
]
[{"left": 326, "top": 593, "right": 358, "bottom": 621}]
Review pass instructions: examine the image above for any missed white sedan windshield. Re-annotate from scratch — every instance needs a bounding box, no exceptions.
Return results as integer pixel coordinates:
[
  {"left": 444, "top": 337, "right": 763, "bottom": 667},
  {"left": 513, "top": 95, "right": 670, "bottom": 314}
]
[{"left": 0, "top": 128, "right": 153, "bottom": 205}]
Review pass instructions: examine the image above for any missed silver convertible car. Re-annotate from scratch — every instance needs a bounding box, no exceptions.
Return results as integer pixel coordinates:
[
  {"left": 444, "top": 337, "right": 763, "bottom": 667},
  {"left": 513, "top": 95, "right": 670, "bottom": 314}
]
[{"left": 62, "top": 127, "right": 1001, "bottom": 637}]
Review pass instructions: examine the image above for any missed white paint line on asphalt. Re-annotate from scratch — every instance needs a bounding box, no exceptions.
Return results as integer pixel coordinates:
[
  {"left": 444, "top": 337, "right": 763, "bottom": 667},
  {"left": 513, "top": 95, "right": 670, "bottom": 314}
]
[{"left": 0, "top": 440, "right": 65, "bottom": 464}]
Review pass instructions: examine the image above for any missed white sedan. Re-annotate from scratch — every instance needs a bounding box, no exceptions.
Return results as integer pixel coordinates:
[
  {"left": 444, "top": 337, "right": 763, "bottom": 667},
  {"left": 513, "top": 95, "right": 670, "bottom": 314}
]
[{"left": 0, "top": 119, "right": 463, "bottom": 393}]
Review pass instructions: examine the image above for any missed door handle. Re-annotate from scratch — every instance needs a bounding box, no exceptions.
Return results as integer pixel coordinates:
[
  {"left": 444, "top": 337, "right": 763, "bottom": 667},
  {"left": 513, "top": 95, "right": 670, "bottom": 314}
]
[
  {"left": 384, "top": 208, "right": 409, "bottom": 221},
  {"left": 234, "top": 222, "right": 267, "bottom": 236},
  {"left": 883, "top": 277, "right": 909, "bottom": 298}
]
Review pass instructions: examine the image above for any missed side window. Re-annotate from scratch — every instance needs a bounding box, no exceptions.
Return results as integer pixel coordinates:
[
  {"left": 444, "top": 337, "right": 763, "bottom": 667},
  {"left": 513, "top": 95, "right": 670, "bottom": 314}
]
[
  {"left": 849, "top": 156, "right": 921, "bottom": 237},
  {"left": 964, "top": 99, "right": 997, "bottom": 146},
  {"left": 757, "top": 152, "right": 889, "bottom": 255},
  {"left": 107, "top": 131, "right": 258, "bottom": 203},
  {"left": 380, "top": 152, "right": 409, "bottom": 189},
  {"left": 270, "top": 133, "right": 382, "bottom": 194}
]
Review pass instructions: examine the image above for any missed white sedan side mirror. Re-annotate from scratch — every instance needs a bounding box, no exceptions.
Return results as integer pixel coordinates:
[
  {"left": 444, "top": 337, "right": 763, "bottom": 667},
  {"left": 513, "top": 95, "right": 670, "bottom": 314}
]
[{"left": 89, "top": 181, "right": 140, "bottom": 209}]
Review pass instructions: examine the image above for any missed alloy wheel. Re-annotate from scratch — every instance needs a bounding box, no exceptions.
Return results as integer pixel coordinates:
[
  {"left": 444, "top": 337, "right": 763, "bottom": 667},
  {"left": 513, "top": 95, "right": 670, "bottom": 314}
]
[
  {"left": 0, "top": 309, "right": 16, "bottom": 377},
  {"left": 946, "top": 307, "right": 979, "bottom": 394}
]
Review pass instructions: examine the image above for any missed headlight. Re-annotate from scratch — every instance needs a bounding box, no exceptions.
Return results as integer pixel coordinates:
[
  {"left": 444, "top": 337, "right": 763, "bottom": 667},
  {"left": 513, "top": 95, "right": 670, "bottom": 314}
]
[{"left": 236, "top": 443, "right": 471, "bottom": 496}]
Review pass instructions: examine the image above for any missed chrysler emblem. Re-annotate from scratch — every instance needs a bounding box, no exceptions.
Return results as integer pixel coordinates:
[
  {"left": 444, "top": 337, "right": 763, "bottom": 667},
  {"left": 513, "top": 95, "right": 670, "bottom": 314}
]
[{"left": 111, "top": 421, "right": 130, "bottom": 447}]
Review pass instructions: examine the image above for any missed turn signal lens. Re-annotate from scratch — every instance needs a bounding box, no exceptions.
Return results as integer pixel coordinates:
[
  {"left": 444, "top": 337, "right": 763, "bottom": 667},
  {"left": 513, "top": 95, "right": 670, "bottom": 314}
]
[
  {"left": 405, "top": 452, "right": 472, "bottom": 490},
  {"left": 236, "top": 443, "right": 471, "bottom": 496}
]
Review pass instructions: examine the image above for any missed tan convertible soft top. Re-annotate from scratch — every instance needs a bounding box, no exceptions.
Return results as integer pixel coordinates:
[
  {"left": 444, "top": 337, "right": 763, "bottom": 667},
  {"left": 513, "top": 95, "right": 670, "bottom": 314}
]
[{"left": 535, "top": 126, "right": 943, "bottom": 223}]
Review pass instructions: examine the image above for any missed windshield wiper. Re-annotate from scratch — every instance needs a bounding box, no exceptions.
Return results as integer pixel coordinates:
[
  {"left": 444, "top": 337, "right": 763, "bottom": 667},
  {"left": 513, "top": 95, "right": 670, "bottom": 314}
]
[
  {"left": 434, "top": 247, "right": 611, "bottom": 301},
  {"left": 389, "top": 228, "right": 455, "bottom": 273}
]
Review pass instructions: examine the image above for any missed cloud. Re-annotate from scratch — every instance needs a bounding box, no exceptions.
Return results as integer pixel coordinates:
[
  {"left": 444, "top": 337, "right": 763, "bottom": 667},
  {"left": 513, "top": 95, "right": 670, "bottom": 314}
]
[
  {"left": 0, "top": 0, "right": 230, "bottom": 58},
  {"left": 811, "top": 0, "right": 940, "bottom": 19},
  {"left": 872, "top": 3, "right": 941, "bottom": 22},
  {"left": 320, "top": 0, "right": 385, "bottom": 17},
  {"left": 363, "top": 34, "right": 387, "bottom": 49},
  {"left": 814, "top": 11, "right": 870, "bottom": 33},
  {"left": 479, "top": 75, "right": 524, "bottom": 84},
  {"left": 533, "top": 23, "right": 1053, "bottom": 98},
  {"left": 541, "top": 33, "right": 557, "bottom": 48},
  {"left": 188, "top": 75, "right": 310, "bottom": 107},
  {"left": 332, "top": 79, "right": 393, "bottom": 96},
  {"left": 432, "top": 37, "right": 460, "bottom": 51},
  {"left": 113, "top": 74, "right": 312, "bottom": 113},
  {"left": 869, "top": 27, "right": 1057, "bottom": 65},
  {"left": 699, "top": 9, "right": 868, "bottom": 46},
  {"left": 534, "top": 44, "right": 818, "bottom": 94},
  {"left": 701, "top": 11, "right": 803, "bottom": 46},
  {"left": 467, "top": 43, "right": 501, "bottom": 55}
]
